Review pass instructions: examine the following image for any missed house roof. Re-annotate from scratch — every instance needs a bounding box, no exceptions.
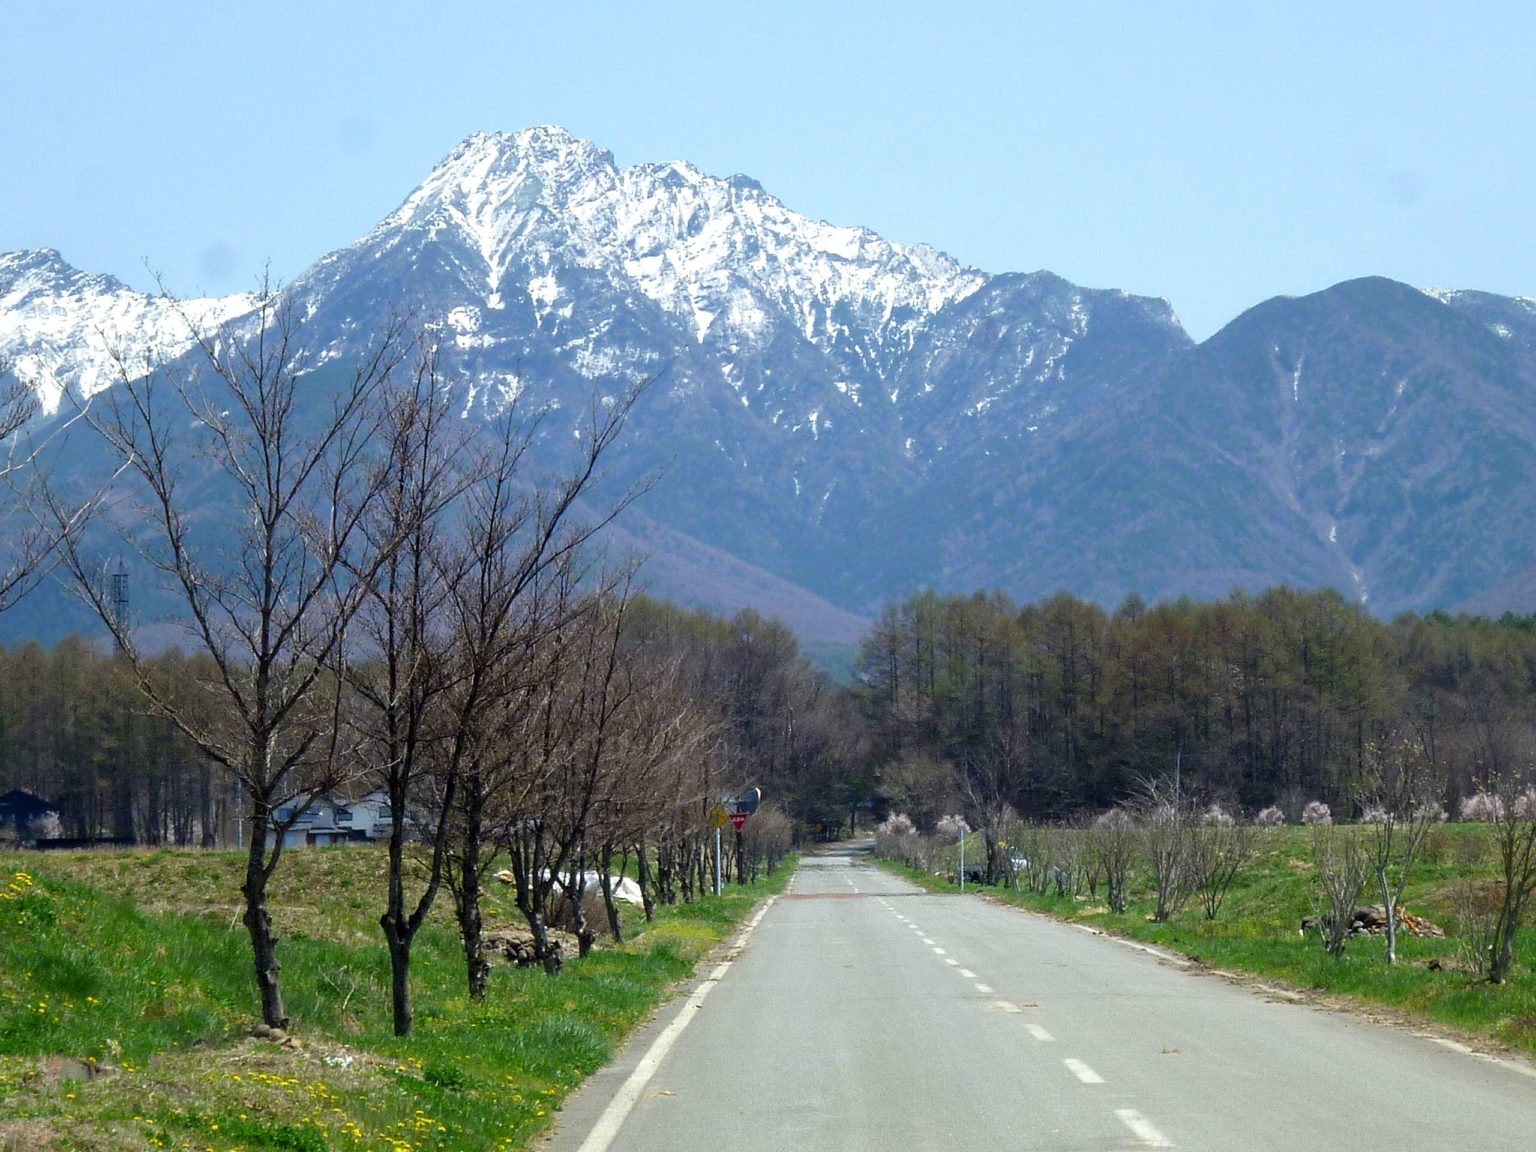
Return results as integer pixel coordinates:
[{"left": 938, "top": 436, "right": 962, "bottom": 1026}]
[{"left": 0, "top": 788, "right": 59, "bottom": 816}]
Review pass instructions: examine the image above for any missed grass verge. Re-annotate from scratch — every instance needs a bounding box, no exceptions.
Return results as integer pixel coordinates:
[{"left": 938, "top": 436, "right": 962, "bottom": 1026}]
[{"left": 0, "top": 847, "right": 792, "bottom": 1152}]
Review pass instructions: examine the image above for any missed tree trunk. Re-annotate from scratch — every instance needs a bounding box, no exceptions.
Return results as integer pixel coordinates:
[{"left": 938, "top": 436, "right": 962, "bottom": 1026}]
[
  {"left": 1378, "top": 873, "right": 1399, "bottom": 966},
  {"left": 383, "top": 923, "right": 413, "bottom": 1037},
  {"left": 241, "top": 814, "right": 288, "bottom": 1028},
  {"left": 598, "top": 844, "right": 625, "bottom": 941},
  {"left": 569, "top": 853, "right": 596, "bottom": 959},
  {"left": 1490, "top": 889, "right": 1523, "bottom": 984},
  {"left": 454, "top": 795, "right": 490, "bottom": 1001},
  {"left": 635, "top": 843, "right": 657, "bottom": 922},
  {"left": 381, "top": 806, "right": 416, "bottom": 1036}
]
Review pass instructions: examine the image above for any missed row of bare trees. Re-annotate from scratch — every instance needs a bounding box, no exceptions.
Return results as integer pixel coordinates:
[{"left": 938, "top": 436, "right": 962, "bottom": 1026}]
[{"left": 0, "top": 294, "right": 802, "bottom": 1036}]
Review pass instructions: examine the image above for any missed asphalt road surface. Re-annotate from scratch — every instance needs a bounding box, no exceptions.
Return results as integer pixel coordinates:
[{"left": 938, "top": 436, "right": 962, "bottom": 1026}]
[{"left": 545, "top": 847, "right": 1536, "bottom": 1151}]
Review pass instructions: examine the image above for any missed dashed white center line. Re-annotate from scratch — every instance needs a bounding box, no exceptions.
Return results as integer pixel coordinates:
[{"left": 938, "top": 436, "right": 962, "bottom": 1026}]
[
  {"left": 974, "top": 982, "right": 994, "bottom": 994},
  {"left": 931, "top": 947, "right": 946, "bottom": 956},
  {"left": 989, "top": 999, "right": 1019, "bottom": 1013},
  {"left": 1024, "top": 1023, "right": 1054, "bottom": 1042},
  {"left": 958, "top": 967, "right": 976, "bottom": 978},
  {"left": 944, "top": 957, "right": 959, "bottom": 966},
  {"left": 920, "top": 937, "right": 935, "bottom": 945},
  {"left": 1064, "top": 1058, "right": 1104, "bottom": 1084},
  {"left": 1115, "top": 1109, "right": 1172, "bottom": 1147}
]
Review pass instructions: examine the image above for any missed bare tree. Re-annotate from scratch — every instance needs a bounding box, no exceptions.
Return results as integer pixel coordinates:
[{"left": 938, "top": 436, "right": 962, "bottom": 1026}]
[
  {"left": 590, "top": 658, "right": 719, "bottom": 940},
  {"left": 1087, "top": 808, "right": 1136, "bottom": 914},
  {"left": 1363, "top": 736, "right": 1440, "bottom": 964},
  {"left": 1486, "top": 769, "right": 1536, "bottom": 984},
  {"left": 1138, "top": 783, "right": 1196, "bottom": 923},
  {"left": 507, "top": 579, "right": 643, "bottom": 967},
  {"left": 739, "top": 805, "right": 793, "bottom": 882},
  {"left": 441, "top": 381, "right": 648, "bottom": 997},
  {"left": 55, "top": 288, "right": 411, "bottom": 1027},
  {"left": 1189, "top": 816, "right": 1255, "bottom": 921},
  {"left": 344, "top": 347, "right": 477, "bottom": 1036},
  {"left": 1311, "top": 823, "right": 1369, "bottom": 958}
]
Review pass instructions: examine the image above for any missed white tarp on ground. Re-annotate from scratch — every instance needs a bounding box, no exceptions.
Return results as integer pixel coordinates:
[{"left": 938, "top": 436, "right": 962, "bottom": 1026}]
[{"left": 494, "top": 868, "right": 646, "bottom": 906}]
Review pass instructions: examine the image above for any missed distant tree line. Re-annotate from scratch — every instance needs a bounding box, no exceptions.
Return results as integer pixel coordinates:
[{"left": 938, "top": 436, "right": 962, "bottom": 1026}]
[
  {"left": 13, "top": 586, "right": 1536, "bottom": 856},
  {"left": 858, "top": 588, "right": 1536, "bottom": 829},
  {"left": 0, "top": 639, "right": 226, "bottom": 844}
]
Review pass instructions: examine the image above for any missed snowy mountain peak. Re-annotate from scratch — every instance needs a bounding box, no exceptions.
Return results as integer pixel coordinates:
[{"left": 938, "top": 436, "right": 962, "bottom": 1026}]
[
  {"left": 1, "top": 249, "right": 131, "bottom": 303},
  {"left": 0, "top": 249, "right": 254, "bottom": 413},
  {"left": 348, "top": 127, "right": 986, "bottom": 369}
]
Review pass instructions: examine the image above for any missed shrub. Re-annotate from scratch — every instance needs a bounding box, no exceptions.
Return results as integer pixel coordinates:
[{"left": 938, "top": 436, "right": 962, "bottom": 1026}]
[
  {"left": 935, "top": 814, "right": 970, "bottom": 842},
  {"left": 1301, "top": 801, "right": 1332, "bottom": 826},
  {"left": 1201, "top": 804, "right": 1235, "bottom": 827},
  {"left": 1254, "top": 806, "right": 1286, "bottom": 827},
  {"left": 876, "top": 813, "right": 915, "bottom": 837},
  {"left": 1460, "top": 793, "right": 1504, "bottom": 822}
]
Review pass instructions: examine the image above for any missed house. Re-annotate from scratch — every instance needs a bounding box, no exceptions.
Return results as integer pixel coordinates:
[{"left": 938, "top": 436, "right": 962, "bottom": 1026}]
[
  {"left": 271, "top": 791, "right": 396, "bottom": 848},
  {"left": 0, "top": 789, "right": 62, "bottom": 840}
]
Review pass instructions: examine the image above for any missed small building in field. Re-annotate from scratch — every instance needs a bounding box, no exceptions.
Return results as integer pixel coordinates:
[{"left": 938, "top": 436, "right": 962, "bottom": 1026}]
[{"left": 0, "top": 789, "right": 61, "bottom": 841}]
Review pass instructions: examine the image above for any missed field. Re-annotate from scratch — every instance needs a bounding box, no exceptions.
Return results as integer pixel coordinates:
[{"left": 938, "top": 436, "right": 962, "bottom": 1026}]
[
  {"left": 0, "top": 845, "right": 789, "bottom": 1152},
  {"left": 878, "top": 824, "right": 1536, "bottom": 1057}
]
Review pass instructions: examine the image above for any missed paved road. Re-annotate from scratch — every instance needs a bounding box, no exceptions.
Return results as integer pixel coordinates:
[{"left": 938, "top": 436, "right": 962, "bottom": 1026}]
[{"left": 546, "top": 848, "right": 1536, "bottom": 1151}]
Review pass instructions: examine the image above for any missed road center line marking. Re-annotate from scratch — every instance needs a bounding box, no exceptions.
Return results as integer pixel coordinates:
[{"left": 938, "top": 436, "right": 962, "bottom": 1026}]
[
  {"left": 921, "top": 937, "right": 935, "bottom": 945},
  {"left": 1025, "top": 1023, "right": 1054, "bottom": 1042},
  {"left": 989, "top": 999, "right": 1019, "bottom": 1012},
  {"left": 1063, "top": 1058, "right": 1104, "bottom": 1084},
  {"left": 1115, "top": 1109, "right": 1172, "bottom": 1147},
  {"left": 944, "top": 958, "right": 958, "bottom": 966},
  {"left": 974, "top": 982, "right": 994, "bottom": 994},
  {"left": 575, "top": 896, "right": 777, "bottom": 1152},
  {"left": 932, "top": 947, "right": 946, "bottom": 955},
  {"left": 958, "top": 967, "right": 976, "bottom": 978}
]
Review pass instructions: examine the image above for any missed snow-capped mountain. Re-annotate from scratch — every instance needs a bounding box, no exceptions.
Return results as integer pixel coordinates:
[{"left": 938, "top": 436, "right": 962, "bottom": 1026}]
[
  {"left": 310, "top": 127, "right": 985, "bottom": 387},
  {"left": 7, "top": 127, "right": 1536, "bottom": 643},
  {"left": 0, "top": 249, "right": 254, "bottom": 413}
]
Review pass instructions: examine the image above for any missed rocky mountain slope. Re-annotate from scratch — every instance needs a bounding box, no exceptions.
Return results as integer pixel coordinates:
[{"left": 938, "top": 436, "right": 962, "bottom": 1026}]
[{"left": 4, "top": 127, "right": 1536, "bottom": 643}]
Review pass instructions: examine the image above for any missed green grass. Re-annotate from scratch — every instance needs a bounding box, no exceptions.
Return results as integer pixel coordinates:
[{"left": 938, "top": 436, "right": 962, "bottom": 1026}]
[
  {"left": 874, "top": 826, "right": 1536, "bottom": 1055},
  {"left": 0, "top": 847, "right": 792, "bottom": 1152}
]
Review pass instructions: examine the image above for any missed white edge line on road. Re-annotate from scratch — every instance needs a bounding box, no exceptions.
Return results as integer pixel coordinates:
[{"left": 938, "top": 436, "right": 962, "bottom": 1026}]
[
  {"left": 1025, "top": 1023, "right": 1054, "bottom": 1042},
  {"left": 1063, "top": 1058, "right": 1105, "bottom": 1084},
  {"left": 1070, "top": 922, "right": 1187, "bottom": 966},
  {"left": 1115, "top": 1109, "right": 1172, "bottom": 1147},
  {"left": 1429, "top": 1037, "right": 1536, "bottom": 1082},
  {"left": 575, "top": 896, "right": 778, "bottom": 1152}
]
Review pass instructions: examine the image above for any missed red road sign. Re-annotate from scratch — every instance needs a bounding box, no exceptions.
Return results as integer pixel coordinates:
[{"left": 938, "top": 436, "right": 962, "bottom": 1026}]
[{"left": 728, "top": 810, "right": 749, "bottom": 831}]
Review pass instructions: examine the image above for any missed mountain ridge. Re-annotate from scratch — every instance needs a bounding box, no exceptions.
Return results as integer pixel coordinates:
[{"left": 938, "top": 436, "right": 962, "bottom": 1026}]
[{"left": 4, "top": 127, "right": 1536, "bottom": 642}]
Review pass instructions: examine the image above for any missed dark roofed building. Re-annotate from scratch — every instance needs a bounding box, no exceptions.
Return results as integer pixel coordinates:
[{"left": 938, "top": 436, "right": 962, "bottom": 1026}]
[{"left": 0, "top": 789, "right": 61, "bottom": 839}]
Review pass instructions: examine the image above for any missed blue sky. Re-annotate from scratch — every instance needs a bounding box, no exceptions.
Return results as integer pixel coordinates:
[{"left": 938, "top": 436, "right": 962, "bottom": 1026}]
[{"left": 3, "top": 2, "right": 1532, "bottom": 340}]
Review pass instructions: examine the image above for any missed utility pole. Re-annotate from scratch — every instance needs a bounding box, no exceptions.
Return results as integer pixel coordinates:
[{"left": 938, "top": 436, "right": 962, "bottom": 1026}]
[{"left": 108, "top": 561, "right": 129, "bottom": 654}]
